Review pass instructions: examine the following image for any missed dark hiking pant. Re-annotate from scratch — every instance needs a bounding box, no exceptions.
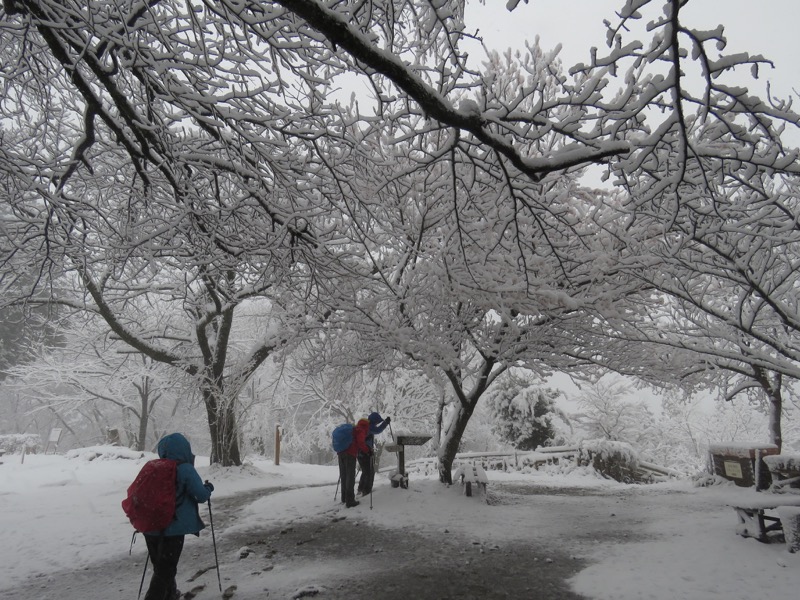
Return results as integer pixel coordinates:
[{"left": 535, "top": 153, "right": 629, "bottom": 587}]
[
  {"left": 338, "top": 452, "right": 357, "bottom": 505},
  {"left": 357, "top": 452, "right": 375, "bottom": 494},
  {"left": 144, "top": 534, "right": 185, "bottom": 600}
]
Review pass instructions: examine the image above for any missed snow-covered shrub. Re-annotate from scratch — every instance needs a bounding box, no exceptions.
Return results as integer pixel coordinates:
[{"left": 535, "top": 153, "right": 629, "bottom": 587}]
[
  {"left": 0, "top": 433, "right": 42, "bottom": 454},
  {"left": 486, "top": 373, "right": 567, "bottom": 451},
  {"left": 65, "top": 445, "right": 145, "bottom": 461},
  {"left": 691, "top": 473, "right": 735, "bottom": 488},
  {"left": 578, "top": 439, "right": 640, "bottom": 483}
]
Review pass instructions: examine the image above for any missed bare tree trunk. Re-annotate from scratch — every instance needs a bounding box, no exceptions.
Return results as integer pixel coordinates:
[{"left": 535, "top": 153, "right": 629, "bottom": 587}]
[
  {"left": 132, "top": 376, "right": 152, "bottom": 452},
  {"left": 753, "top": 367, "right": 783, "bottom": 452},
  {"left": 432, "top": 390, "right": 445, "bottom": 465},
  {"left": 203, "top": 384, "right": 242, "bottom": 467},
  {"left": 434, "top": 361, "right": 506, "bottom": 484},
  {"left": 136, "top": 395, "right": 148, "bottom": 452},
  {"left": 437, "top": 402, "right": 474, "bottom": 484}
]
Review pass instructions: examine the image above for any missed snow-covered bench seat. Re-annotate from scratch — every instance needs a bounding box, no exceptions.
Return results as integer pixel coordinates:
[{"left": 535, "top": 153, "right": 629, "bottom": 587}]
[
  {"left": 726, "top": 485, "right": 800, "bottom": 546},
  {"left": 453, "top": 464, "right": 489, "bottom": 498},
  {"left": 763, "top": 454, "right": 800, "bottom": 494}
]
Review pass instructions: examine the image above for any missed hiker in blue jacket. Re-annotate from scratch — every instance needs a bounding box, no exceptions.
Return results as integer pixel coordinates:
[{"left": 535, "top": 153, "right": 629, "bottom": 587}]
[
  {"left": 357, "top": 412, "right": 391, "bottom": 496},
  {"left": 144, "top": 433, "right": 213, "bottom": 600}
]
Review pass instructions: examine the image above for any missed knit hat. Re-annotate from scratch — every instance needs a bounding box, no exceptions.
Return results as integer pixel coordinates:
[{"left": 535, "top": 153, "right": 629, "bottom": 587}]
[{"left": 368, "top": 412, "right": 383, "bottom": 425}]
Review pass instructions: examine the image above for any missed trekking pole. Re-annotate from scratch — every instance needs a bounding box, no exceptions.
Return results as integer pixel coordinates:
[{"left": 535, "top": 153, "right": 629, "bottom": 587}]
[
  {"left": 207, "top": 498, "right": 223, "bottom": 593},
  {"left": 334, "top": 476, "right": 340, "bottom": 501},
  {"left": 370, "top": 453, "right": 375, "bottom": 510},
  {"left": 137, "top": 549, "right": 149, "bottom": 600},
  {"left": 129, "top": 531, "right": 148, "bottom": 600}
]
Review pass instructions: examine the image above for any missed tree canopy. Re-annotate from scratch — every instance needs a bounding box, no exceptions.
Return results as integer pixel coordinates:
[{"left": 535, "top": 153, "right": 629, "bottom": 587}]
[{"left": 0, "top": 0, "right": 798, "bottom": 467}]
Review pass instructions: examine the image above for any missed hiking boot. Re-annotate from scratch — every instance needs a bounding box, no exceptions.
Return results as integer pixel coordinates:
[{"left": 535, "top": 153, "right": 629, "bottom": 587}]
[{"left": 346, "top": 500, "right": 360, "bottom": 508}]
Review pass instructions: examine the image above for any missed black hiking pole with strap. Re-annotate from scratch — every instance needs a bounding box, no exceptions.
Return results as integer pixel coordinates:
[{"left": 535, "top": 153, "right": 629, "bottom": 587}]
[
  {"left": 128, "top": 531, "right": 150, "bottom": 600},
  {"left": 206, "top": 495, "right": 223, "bottom": 593},
  {"left": 137, "top": 551, "right": 149, "bottom": 599},
  {"left": 134, "top": 532, "right": 149, "bottom": 600},
  {"left": 370, "top": 453, "right": 375, "bottom": 510}
]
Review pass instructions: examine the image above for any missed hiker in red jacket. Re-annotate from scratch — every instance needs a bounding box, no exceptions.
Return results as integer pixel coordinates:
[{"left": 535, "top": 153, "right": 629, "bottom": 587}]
[{"left": 338, "top": 419, "right": 370, "bottom": 508}]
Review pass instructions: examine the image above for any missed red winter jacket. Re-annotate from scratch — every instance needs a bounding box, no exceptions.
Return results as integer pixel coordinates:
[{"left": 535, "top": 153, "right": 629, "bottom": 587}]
[{"left": 343, "top": 419, "right": 370, "bottom": 457}]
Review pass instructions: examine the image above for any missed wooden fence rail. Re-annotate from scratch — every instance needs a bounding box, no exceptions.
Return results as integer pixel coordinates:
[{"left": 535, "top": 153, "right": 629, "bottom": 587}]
[{"left": 378, "top": 446, "right": 684, "bottom": 481}]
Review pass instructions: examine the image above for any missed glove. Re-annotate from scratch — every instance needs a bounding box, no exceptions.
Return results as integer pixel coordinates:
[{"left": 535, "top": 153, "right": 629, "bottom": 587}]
[
  {"left": 204, "top": 480, "right": 215, "bottom": 493},
  {"left": 384, "top": 416, "right": 391, "bottom": 424}
]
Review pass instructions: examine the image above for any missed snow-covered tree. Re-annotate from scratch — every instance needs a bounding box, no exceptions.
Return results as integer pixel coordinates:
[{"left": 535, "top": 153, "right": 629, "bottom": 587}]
[
  {"left": 1, "top": 0, "right": 797, "bottom": 476},
  {"left": 3, "top": 312, "right": 201, "bottom": 451},
  {"left": 572, "top": 380, "right": 658, "bottom": 449},
  {"left": 258, "top": 339, "right": 441, "bottom": 465},
  {"left": 486, "top": 372, "right": 564, "bottom": 451},
  {"left": 574, "top": 4, "right": 800, "bottom": 447}
]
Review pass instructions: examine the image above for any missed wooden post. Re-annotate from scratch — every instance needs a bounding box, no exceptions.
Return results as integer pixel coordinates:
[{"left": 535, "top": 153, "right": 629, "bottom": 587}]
[{"left": 274, "top": 424, "right": 281, "bottom": 466}]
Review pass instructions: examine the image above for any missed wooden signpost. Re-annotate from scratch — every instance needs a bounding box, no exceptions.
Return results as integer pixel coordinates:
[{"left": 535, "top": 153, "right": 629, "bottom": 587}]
[{"left": 385, "top": 433, "right": 432, "bottom": 489}]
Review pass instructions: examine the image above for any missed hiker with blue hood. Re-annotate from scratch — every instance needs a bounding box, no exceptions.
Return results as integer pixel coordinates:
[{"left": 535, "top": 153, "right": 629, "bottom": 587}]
[
  {"left": 143, "top": 433, "right": 213, "bottom": 600},
  {"left": 357, "top": 412, "right": 391, "bottom": 496}
]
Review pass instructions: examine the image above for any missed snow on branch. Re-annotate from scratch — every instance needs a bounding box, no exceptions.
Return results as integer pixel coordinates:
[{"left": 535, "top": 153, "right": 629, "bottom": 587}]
[{"left": 268, "top": 0, "right": 631, "bottom": 180}]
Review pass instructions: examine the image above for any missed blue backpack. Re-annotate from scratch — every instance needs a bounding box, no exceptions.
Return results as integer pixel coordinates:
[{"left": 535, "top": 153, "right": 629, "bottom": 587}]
[{"left": 332, "top": 423, "right": 354, "bottom": 453}]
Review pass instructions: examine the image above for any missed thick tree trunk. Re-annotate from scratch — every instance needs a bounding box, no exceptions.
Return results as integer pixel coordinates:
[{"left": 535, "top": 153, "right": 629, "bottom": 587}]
[
  {"left": 767, "top": 394, "right": 782, "bottom": 452},
  {"left": 435, "top": 361, "right": 504, "bottom": 484},
  {"left": 753, "top": 367, "right": 783, "bottom": 452},
  {"left": 432, "top": 392, "right": 445, "bottom": 460},
  {"left": 437, "top": 403, "right": 474, "bottom": 484},
  {"left": 134, "top": 376, "right": 152, "bottom": 452},
  {"left": 765, "top": 384, "right": 783, "bottom": 452},
  {"left": 203, "top": 384, "right": 242, "bottom": 466}
]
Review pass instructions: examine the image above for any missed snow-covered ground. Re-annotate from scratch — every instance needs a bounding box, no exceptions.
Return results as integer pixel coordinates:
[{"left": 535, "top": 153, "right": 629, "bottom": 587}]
[{"left": 1, "top": 445, "right": 798, "bottom": 599}]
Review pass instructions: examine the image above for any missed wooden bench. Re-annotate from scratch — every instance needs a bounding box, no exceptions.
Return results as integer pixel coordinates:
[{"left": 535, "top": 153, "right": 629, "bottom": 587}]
[
  {"left": 764, "top": 454, "right": 800, "bottom": 494},
  {"left": 728, "top": 454, "right": 800, "bottom": 547},
  {"left": 453, "top": 464, "right": 489, "bottom": 497},
  {"left": 730, "top": 498, "right": 791, "bottom": 542}
]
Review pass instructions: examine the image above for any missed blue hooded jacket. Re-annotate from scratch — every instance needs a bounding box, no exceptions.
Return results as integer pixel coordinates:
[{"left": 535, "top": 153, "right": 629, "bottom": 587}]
[
  {"left": 147, "top": 433, "right": 211, "bottom": 537},
  {"left": 365, "top": 412, "right": 389, "bottom": 450}
]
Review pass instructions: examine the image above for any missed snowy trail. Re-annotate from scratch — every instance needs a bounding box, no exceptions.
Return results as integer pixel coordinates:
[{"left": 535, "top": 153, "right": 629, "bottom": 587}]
[
  {"left": 3, "top": 482, "right": 593, "bottom": 600},
  {"left": 1, "top": 481, "right": 668, "bottom": 600},
  {"left": 3, "top": 453, "right": 798, "bottom": 600}
]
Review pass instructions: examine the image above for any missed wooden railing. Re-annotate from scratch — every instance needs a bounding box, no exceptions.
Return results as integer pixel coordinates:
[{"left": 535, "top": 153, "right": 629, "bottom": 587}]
[{"left": 378, "top": 445, "right": 684, "bottom": 481}]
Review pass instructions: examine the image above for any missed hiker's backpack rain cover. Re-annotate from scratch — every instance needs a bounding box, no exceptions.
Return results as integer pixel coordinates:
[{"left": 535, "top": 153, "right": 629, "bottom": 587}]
[
  {"left": 122, "top": 458, "right": 178, "bottom": 532},
  {"left": 331, "top": 423, "right": 354, "bottom": 453}
]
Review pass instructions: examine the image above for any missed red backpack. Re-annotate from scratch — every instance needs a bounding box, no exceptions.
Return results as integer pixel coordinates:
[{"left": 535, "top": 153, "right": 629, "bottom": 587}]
[{"left": 122, "top": 458, "right": 178, "bottom": 532}]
